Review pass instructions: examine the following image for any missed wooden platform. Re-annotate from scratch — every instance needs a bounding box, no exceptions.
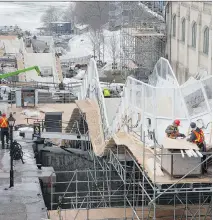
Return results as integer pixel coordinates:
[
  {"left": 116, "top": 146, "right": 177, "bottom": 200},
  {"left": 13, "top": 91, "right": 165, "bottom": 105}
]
[
  {"left": 114, "top": 131, "right": 211, "bottom": 184},
  {"left": 162, "top": 138, "right": 199, "bottom": 150},
  {"left": 41, "top": 132, "right": 88, "bottom": 140},
  {"left": 48, "top": 205, "right": 211, "bottom": 220},
  {"left": 76, "top": 99, "right": 107, "bottom": 156}
]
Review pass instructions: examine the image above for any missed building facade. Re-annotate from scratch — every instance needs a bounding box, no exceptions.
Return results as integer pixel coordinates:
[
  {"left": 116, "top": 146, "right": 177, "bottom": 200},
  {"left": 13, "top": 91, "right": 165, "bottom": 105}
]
[
  {"left": 166, "top": 2, "right": 212, "bottom": 84},
  {"left": 49, "top": 22, "right": 72, "bottom": 34}
]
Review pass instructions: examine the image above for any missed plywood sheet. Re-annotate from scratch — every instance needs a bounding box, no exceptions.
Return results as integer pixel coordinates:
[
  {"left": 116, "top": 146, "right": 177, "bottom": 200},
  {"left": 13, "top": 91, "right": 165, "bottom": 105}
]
[
  {"left": 162, "top": 137, "right": 199, "bottom": 150},
  {"left": 113, "top": 131, "right": 164, "bottom": 177},
  {"left": 76, "top": 99, "right": 106, "bottom": 156},
  {"left": 9, "top": 103, "right": 76, "bottom": 131},
  {"left": 49, "top": 207, "right": 146, "bottom": 220}
]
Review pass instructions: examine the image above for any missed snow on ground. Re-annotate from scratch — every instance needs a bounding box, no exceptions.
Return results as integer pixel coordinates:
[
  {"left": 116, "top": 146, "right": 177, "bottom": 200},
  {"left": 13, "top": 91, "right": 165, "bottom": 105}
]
[
  {"left": 63, "top": 78, "right": 82, "bottom": 84},
  {"left": 61, "top": 29, "right": 121, "bottom": 64},
  {"left": 21, "top": 109, "right": 40, "bottom": 117},
  {"left": 74, "top": 69, "right": 86, "bottom": 80},
  {"left": 18, "top": 127, "right": 34, "bottom": 133}
]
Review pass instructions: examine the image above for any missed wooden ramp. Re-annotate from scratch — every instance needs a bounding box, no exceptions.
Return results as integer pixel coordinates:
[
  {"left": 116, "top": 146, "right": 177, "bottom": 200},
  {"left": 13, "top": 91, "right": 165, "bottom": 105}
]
[
  {"left": 75, "top": 99, "right": 211, "bottom": 185},
  {"left": 76, "top": 99, "right": 108, "bottom": 156}
]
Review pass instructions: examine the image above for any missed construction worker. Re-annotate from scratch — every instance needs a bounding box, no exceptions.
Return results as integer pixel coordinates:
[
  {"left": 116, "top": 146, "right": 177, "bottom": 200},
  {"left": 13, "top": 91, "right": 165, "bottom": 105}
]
[
  {"left": 103, "top": 88, "right": 111, "bottom": 98},
  {"left": 165, "top": 119, "right": 186, "bottom": 139},
  {"left": 0, "top": 113, "right": 9, "bottom": 149},
  {"left": 187, "top": 122, "right": 207, "bottom": 173}
]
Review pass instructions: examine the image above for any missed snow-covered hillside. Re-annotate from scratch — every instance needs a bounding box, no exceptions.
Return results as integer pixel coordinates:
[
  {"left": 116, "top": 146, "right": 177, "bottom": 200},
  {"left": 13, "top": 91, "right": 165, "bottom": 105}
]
[{"left": 61, "top": 30, "right": 121, "bottom": 64}]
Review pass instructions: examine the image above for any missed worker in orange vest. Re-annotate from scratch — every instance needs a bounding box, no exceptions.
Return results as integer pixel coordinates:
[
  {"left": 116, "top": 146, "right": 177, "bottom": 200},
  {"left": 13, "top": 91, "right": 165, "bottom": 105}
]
[
  {"left": 187, "top": 122, "right": 207, "bottom": 174},
  {"left": 0, "top": 113, "right": 9, "bottom": 149}
]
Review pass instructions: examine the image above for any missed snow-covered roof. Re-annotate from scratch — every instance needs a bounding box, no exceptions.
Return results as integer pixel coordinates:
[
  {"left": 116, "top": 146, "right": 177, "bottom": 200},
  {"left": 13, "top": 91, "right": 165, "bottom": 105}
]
[
  {"left": 63, "top": 77, "right": 82, "bottom": 84},
  {"left": 23, "top": 52, "right": 59, "bottom": 83},
  {"left": 50, "top": 21, "right": 71, "bottom": 24},
  {"left": 0, "top": 35, "right": 23, "bottom": 54},
  {"left": 74, "top": 24, "right": 89, "bottom": 30}
]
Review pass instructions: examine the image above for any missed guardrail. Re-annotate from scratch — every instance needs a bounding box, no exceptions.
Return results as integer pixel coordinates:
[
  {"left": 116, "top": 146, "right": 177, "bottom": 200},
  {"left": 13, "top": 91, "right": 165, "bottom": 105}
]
[{"left": 80, "top": 59, "right": 110, "bottom": 139}]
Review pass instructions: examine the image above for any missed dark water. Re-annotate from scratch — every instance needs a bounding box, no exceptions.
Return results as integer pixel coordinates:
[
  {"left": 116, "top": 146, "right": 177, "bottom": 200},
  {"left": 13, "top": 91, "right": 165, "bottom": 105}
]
[{"left": 0, "top": 2, "right": 70, "bottom": 31}]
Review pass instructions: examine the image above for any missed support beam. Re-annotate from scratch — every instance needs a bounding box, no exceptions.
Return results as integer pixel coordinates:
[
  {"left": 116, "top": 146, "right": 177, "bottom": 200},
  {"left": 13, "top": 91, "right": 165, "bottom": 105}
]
[{"left": 40, "top": 132, "right": 88, "bottom": 141}]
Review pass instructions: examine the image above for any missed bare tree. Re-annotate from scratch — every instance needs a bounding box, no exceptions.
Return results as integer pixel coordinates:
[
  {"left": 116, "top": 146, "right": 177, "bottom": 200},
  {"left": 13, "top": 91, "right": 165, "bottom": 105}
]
[
  {"left": 63, "top": 3, "right": 76, "bottom": 27},
  {"left": 109, "top": 32, "right": 119, "bottom": 66},
  {"left": 74, "top": 2, "right": 109, "bottom": 30},
  {"left": 96, "top": 29, "right": 103, "bottom": 61},
  {"left": 88, "top": 29, "right": 98, "bottom": 58},
  {"left": 88, "top": 28, "right": 104, "bottom": 61},
  {"left": 41, "top": 6, "right": 61, "bottom": 30}
]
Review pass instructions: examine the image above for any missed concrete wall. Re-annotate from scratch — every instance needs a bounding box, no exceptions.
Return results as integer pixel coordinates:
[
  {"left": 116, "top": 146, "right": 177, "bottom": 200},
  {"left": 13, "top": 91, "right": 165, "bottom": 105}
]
[
  {"left": 166, "top": 2, "right": 212, "bottom": 84},
  {"left": 41, "top": 150, "right": 94, "bottom": 172}
]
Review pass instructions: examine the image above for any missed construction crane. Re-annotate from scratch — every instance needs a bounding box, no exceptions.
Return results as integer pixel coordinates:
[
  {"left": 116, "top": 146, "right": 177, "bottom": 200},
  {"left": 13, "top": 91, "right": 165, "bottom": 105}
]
[{"left": 0, "top": 66, "right": 41, "bottom": 79}]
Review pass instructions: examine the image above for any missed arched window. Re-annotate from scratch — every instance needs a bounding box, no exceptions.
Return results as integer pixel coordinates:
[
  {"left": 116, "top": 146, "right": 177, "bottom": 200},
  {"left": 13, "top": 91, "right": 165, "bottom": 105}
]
[
  {"left": 203, "top": 27, "right": 209, "bottom": 54},
  {"left": 172, "top": 14, "right": 176, "bottom": 37},
  {"left": 181, "top": 18, "right": 186, "bottom": 42},
  {"left": 191, "top": 22, "right": 197, "bottom": 48}
]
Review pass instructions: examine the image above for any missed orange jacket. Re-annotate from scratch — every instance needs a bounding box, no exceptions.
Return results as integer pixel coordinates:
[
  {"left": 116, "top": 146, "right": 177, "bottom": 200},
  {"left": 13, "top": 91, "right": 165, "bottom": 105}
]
[
  {"left": 0, "top": 116, "right": 8, "bottom": 128},
  {"left": 192, "top": 129, "right": 204, "bottom": 144}
]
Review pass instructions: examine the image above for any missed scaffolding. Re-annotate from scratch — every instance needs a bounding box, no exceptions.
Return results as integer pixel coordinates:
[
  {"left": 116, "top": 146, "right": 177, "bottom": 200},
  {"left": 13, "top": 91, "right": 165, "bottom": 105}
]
[
  {"left": 48, "top": 129, "right": 212, "bottom": 220},
  {"left": 119, "top": 1, "right": 166, "bottom": 80},
  {"left": 47, "top": 56, "right": 212, "bottom": 219}
]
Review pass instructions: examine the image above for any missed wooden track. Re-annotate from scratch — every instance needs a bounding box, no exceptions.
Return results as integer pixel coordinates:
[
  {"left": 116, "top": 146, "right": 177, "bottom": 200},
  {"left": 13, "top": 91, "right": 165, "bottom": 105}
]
[
  {"left": 76, "top": 99, "right": 212, "bottom": 185},
  {"left": 49, "top": 205, "right": 211, "bottom": 220},
  {"left": 76, "top": 99, "right": 106, "bottom": 156}
]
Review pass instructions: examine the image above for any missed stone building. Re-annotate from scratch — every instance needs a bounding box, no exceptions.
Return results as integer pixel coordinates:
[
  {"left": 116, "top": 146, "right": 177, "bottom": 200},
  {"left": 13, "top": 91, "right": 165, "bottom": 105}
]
[{"left": 166, "top": 2, "right": 212, "bottom": 84}]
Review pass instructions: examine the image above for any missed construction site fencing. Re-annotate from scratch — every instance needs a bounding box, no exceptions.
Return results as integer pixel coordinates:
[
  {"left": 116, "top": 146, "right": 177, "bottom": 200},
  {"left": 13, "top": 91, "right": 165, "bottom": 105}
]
[
  {"left": 61, "top": 55, "right": 92, "bottom": 65},
  {"left": 106, "top": 58, "right": 211, "bottom": 144},
  {"left": 37, "top": 91, "right": 77, "bottom": 104},
  {"left": 78, "top": 57, "right": 212, "bottom": 144},
  {"left": 3, "top": 81, "right": 81, "bottom": 91},
  {"left": 80, "top": 59, "right": 109, "bottom": 139}
]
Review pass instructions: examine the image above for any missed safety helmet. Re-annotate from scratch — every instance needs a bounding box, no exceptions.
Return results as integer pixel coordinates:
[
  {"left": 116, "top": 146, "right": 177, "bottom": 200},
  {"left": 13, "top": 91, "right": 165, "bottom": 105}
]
[
  {"left": 190, "top": 122, "right": 196, "bottom": 129},
  {"left": 2, "top": 113, "right": 6, "bottom": 117},
  {"left": 174, "top": 119, "right": 180, "bottom": 126}
]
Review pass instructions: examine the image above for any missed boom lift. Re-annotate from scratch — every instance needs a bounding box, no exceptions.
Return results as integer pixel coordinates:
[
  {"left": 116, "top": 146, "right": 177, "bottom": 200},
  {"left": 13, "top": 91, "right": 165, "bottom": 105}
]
[{"left": 0, "top": 66, "right": 41, "bottom": 79}]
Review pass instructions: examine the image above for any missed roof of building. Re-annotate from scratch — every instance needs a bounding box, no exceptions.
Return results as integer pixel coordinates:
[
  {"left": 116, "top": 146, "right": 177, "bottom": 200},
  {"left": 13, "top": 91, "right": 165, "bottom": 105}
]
[
  {"left": 74, "top": 24, "right": 89, "bottom": 30},
  {"left": 50, "top": 21, "right": 71, "bottom": 24},
  {"left": 0, "top": 35, "right": 17, "bottom": 40},
  {"left": 0, "top": 36, "right": 23, "bottom": 54},
  {"left": 23, "top": 53, "right": 59, "bottom": 83}
]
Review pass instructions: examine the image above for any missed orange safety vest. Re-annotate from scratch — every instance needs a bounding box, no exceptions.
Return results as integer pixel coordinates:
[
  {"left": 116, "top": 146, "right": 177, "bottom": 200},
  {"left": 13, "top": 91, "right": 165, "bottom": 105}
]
[
  {"left": 193, "top": 129, "right": 204, "bottom": 144},
  {"left": 0, "top": 117, "right": 8, "bottom": 128}
]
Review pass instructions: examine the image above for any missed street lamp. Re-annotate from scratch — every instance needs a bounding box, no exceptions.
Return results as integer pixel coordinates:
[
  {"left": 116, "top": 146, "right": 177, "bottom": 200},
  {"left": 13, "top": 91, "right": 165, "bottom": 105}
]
[{"left": 8, "top": 113, "right": 16, "bottom": 188}]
